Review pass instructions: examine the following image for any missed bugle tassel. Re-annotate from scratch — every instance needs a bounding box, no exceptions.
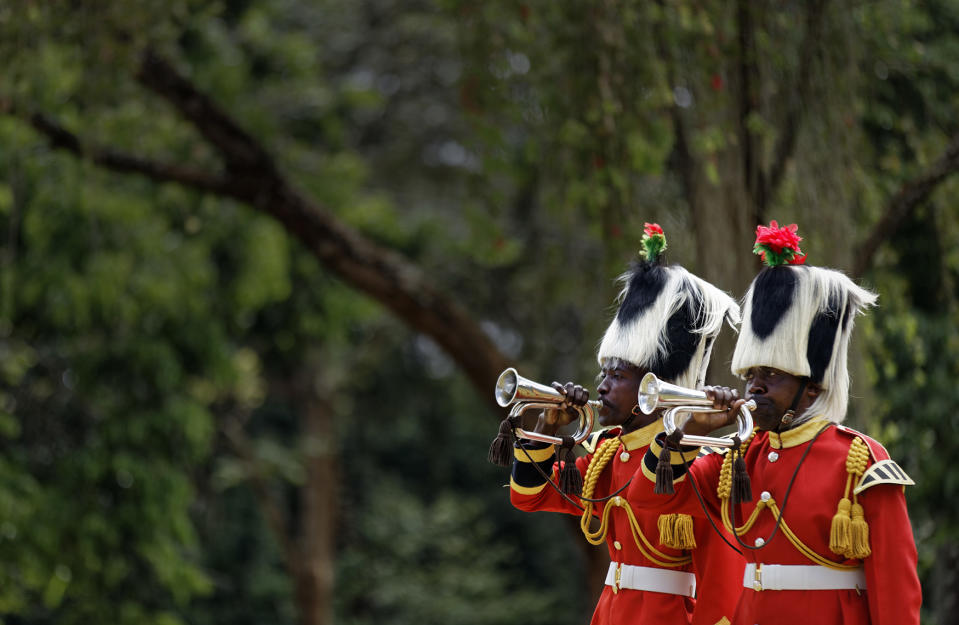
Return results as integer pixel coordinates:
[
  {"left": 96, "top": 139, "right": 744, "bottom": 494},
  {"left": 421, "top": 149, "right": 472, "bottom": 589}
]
[
  {"left": 654, "top": 431, "right": 684, "bottom": 495},
  {"left": 732, "top": 448, "right": 753, "bottom": 503},
  {"left": 558, "top": 436, "right": 583, "bottom": 497},
  {"left": 487, "top": 415, "right": 516, "bottom": 466}
]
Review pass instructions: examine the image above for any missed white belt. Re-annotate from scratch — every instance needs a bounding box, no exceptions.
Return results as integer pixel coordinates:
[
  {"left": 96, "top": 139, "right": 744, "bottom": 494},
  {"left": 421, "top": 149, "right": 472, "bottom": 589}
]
[
  {"left": 743, "top": 563, "right": 867, "bottom": 591},
  {"left": 605, "top": 562, "right": 696, "bottom": 597}
]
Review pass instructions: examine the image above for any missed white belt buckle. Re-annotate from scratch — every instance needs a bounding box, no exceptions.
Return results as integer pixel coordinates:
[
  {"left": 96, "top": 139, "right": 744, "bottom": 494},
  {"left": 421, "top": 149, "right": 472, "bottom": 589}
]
[{"left": 753, "top": 563, "right": 763, "bottom": 592}]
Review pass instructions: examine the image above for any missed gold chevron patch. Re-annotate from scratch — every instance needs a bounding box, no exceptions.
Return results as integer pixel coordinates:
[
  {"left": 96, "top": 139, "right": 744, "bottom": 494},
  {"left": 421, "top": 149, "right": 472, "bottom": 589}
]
[
  {"left": 698, "top": 445, "right": 729, "bottom": 457},
  {"left": 581, "top": 430, "right": 607, "bottom": 455},
  {"left": 853, "top": 459, "right": 915, "bottom": 494}
]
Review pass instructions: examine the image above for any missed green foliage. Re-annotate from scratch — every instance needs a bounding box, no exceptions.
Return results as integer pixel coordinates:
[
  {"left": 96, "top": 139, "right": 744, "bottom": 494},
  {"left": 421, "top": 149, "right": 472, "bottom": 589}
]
[
  {"left": 336, "top": 486, "right": 571, "bottom": 625},
  {"left": 0, "top": 41, "right": 324, "bottom": 618},
  {"left": 863, "top": 200, "right": 959, "bottom": 624},
  {"left": 334, "top": 342, "right": 591, "bottom": 625}
]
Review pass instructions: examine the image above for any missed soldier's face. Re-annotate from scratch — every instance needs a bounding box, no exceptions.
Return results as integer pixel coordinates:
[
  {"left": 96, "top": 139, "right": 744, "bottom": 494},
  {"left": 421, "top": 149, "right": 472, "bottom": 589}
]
[
  {"left": 596, "top": 364, "right": 646, "bottom": 428},
  {"left": 743, "top": 366, "right": 810, "bottom": 431}
]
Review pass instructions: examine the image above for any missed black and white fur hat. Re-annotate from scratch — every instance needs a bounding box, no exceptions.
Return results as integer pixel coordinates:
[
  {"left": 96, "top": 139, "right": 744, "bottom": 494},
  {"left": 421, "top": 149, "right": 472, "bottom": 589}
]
[
  {"left": 731, "top": 224, "right": 878, "bottom": 423},
  {"left": 597, "top": 225, "right": 740, "bottom": 390}
]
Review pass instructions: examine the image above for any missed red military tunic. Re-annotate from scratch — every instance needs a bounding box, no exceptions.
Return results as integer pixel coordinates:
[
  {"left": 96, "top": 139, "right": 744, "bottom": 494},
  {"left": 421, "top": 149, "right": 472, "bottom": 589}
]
[
  {"left": 628, "top": 416, "right": 921, "bottom": 625},
  {"left": 510, "top": 419, "right": 744, "bottom": 625}
]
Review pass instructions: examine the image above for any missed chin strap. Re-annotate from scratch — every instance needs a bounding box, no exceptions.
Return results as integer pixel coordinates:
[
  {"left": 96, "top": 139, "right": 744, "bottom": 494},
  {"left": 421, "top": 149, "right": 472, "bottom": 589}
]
[
  {"left": 778, "top": 377, "right": 810, "bottom": 429},
  {"left": 620, "top": 404, "right": 642, "bottom": 431}
]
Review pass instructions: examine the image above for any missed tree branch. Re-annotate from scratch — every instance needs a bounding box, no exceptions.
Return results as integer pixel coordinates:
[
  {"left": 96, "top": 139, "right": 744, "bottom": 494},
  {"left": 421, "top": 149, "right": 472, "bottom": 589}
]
[
  {"left": 0, "top": 98, "right": 235, "bottom": 194},
  {"left": 133, "top": 50, "right": 508, "bottom": 401},
  {"left": 852, "top": 132, "right": 959, "bottom": 278},
  {"left": 4, "top": 50, "right": 510, "bottom": 406},
  {"left": 136, "top": 50, "right": 278, "bottom": 176},
  {"left": 32, "top": 113, "right": 236, "bottom": 195}
]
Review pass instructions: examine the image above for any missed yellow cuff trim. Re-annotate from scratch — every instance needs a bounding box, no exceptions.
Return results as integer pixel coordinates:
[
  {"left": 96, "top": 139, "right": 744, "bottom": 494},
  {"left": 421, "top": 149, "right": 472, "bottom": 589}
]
[
  {"left": 510, "top": 476, "right": 550, "bottom": 495},
  {"left": 641, "top": 461, "right": 687, "bottom": 485},
  {"left": 514, "top": 444, "right": 557, "bottom": 464},
  {"left": 649, "top": 438, "right": 701, "bottom": 464}
]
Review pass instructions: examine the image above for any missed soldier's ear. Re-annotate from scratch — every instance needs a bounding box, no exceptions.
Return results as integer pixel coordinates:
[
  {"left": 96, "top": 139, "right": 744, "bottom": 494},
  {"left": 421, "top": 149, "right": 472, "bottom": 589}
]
[{"left": 806, "top": 382, "right": 822, "bottom": 399}]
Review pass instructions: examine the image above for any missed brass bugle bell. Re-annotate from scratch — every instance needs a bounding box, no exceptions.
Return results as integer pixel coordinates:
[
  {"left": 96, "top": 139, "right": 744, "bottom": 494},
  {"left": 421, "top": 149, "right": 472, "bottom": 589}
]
[
  {"left": 495, "top": 368, "right": 601, "bottom": 446},
  {"left": 638, "top": 373, "right": 755, "bottom": 448}
]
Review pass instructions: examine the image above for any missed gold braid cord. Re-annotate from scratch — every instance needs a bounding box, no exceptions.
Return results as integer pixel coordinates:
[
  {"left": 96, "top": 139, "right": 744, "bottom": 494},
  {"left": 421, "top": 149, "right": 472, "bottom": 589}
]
[
  {"left": 829, "top": 437, "right": 872, "bottom": 559},
  {"left": 580, "top": 438, "right": 691, "bottom": 568},
  {"left": 717, "top": 430, "right": 757, "bottom": 501},
  {"left": 718, "top": 431, "right": 866, "bottom": 570}
]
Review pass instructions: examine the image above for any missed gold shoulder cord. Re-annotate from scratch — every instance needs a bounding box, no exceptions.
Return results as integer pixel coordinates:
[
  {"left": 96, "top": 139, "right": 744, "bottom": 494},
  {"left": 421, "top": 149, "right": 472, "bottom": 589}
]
[
  {"left": 716, "top": 430, "right": 757, "bottom": 502},
  {"left": 717, "top": 431, "right": 863, "bottom": 570},
  {"left": 828, "top": 437, "right": 872, "bottom": 559},
  {"left": 580, "top": 437, "right": 692, "bottom": 567}
]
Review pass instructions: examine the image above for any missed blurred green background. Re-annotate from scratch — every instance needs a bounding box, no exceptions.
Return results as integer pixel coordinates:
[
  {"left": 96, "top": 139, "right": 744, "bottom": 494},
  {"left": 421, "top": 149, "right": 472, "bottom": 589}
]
[{"left": 0, "top": 0, "right": 957, "bottom": 623}]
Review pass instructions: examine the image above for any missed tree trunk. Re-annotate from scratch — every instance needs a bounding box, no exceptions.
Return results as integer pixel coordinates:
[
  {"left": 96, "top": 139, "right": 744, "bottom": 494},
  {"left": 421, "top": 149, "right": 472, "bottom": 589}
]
[
  {"left": 291, "top": 361, "right": 338, "bottom": 625},
  {"left": 688, "top": 151, "right": 757, "bottom": 388}
]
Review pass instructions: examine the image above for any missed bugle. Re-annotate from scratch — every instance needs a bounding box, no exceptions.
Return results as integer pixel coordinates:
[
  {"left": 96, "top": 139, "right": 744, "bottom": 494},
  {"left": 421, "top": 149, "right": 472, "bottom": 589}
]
[
  {"left": 495, "top": 368, "right": 601, "bottom": 446},
  {"left": 637, "top": 373, "right": 755, "bottom": 448}
]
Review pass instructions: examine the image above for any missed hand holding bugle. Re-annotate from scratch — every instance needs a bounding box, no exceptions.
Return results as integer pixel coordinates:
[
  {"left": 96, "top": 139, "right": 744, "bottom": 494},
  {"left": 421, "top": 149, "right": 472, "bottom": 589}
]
[
  {"left": 493, "top": 368, "right": 601, "bottom": 446},
  {"left": 638, "top": 373, "right": 755, "bottom": 448}
]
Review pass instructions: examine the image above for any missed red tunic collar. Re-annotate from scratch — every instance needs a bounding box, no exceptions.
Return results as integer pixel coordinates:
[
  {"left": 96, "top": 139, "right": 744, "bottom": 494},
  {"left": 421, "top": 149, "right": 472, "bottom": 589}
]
[{"left": 767, "top": 416, "right": 831, "bottom": 449}]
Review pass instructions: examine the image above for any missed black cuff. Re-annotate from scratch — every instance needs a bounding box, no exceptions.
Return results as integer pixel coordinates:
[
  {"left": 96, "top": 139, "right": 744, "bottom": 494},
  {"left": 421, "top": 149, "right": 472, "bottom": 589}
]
[{"left": 511, "top": 442, "right": 557, "bottom": 488}]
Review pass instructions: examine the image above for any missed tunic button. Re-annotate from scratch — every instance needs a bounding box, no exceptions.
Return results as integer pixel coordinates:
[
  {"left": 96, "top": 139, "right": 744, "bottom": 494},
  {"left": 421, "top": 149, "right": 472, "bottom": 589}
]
[
  {"left": 755, "top": 537, "right": 765, "bottom": 547},
  {"left": 768, "top": 451, "right": 779, "bottom": 462},
  {"left": 614, "top": 541, "right": 622, "bottom": 550},
  {"left": 620, "top": 451, "right": 631, "bottom": 463},
  {"left": 760, "top": 491, "right": 771, "bottom": 502}
]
